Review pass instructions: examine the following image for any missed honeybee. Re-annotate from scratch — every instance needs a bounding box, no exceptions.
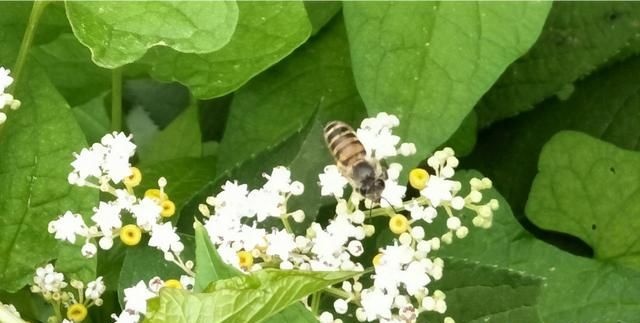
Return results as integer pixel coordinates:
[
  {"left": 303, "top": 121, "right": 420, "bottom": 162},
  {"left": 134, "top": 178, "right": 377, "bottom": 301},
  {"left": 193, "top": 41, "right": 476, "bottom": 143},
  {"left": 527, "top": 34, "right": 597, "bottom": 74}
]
[{"left": 324, "top": 121, "right": 387, "bottom": 202}]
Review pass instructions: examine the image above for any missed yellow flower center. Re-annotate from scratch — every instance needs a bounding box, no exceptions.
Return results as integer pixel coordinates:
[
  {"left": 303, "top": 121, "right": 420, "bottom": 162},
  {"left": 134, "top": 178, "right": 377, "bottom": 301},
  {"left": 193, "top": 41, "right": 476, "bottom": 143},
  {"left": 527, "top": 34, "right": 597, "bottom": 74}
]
[
  {"left": 123, "top": 167, "right": 142, "bottom": 187},
  {"left": 120, "top": 224, "right": 142, "bottom": 246},
  {"left": 164, "top": 279, "right": 183, "bottom": 289},
  {"left": 67, "top": 303, "right": 88, "bottom": 322},
  {"left": 237, "top": 251, "right": 254, "bottom": 269},
  {"left": 409, "top": 168, "right": 429, "bottom": 190},
  {"left": 389, "top": 214, "right": 409, "bottom": 234},
  {"left": 372, "top": 253, "right": 384, "bottom": 267},
  {"left": 145, "top": 188, "right": 168, "bottom": 201},
  {"left": 160, "top": 200, "right": 176, "bottom": 218}
]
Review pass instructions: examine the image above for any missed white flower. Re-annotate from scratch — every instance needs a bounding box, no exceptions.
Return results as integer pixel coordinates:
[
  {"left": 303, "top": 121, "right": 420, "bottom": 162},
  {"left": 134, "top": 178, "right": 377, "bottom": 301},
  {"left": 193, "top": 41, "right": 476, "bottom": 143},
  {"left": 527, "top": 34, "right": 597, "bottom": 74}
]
[
  {"left": 406, "top": 202, "right": 438, "bottom": 223},
  {"left": 398, "top": 143, "right": 416, "bottom": 156},
  {"left": 48, "top": 211, "right": 87, "bottom": 243},
  {"left": 71, "top": 148, "right": 104, "bottom": 181},
  {"left": 360, "top": 288, "right": 394, "bottom": 321},
  {"left": 148, "top": 222, "right": 183, "bottom": 254},
  {"left": 265, "top": 229, "right": 296, "bottom": 260},
  {"left": 101, "top": 153, "right": 132, "bottom": 184},
  {"left": 102, "top": 132, "right": 136, "bottom": 158},
  {"left": 180, "top": 275, "right": 195, "bottom": 291},
  {"left": 289, "top": 181, "right": 304, "bottom": 196},
  {"left": 81, "top": 242, "right": 98, "bottom": 258},
  {"left": 111, "top": 309, "right": 140, "bottom": 323},
  {"left": 130, "top": 198, "right": 161, "bottom": 231},
  {"left": 33, "top": 264, "right": 67, "bottom": 293},
  {"left": 400, "top": 261, "right": 430, "bottom": 295},
  {"left": 91, "top": 201, "right": 122, "bottom": 236},
  {"left": 380, "top": 179, "right": 406, "bottom": 208},
  {"left": 421, "top": 176, "right": 455, "bottom": 207},
  {"left": 318, "top": 165, "right": 348, "bottom": 198},
  {"left": 86, "top": 276, "right": 106, "bottom": 300},
  {"left": 123, "top": 281, "right": 156, "bottom": 314},
  {"left": 263, "top": 166, "right": 291, "bottom": 193},
  {"left": 0, "top": 67, "right": 13, "bottom": 92},
  {"left": 0, "top": 112, "right": 6, "bottom": 125},
  {"left": 214, "top": 181, "right": 251, "bottom": 219},
  {"left": 248, "top": 188, "right": 283, "bottom": 222},
  {"left": 0, "top": 302, "right": 20, "bottom": 318}
]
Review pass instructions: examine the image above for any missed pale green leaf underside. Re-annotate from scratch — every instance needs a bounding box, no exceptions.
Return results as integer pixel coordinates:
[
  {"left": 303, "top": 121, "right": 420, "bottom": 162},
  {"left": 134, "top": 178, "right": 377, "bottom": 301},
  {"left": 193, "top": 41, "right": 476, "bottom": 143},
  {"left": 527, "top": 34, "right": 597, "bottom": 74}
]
[
  {"left": 0, "top": 66, "right": 97, "bottom": 291},
  {"left": 527, "top": 131, "right": 640, "bottom": 271},
  {"left": 142, "top": 1, "right": 311, "bottom": 99},
  {"left": 65, "top": 1, "right": 240, "bottom": 68},
  {"left": 145, "top": 269, "right": 356, "bottom": 323},
  {"left": 343, "top": 1, "right": 551, "bottom": 170},
  {"left": 439, "top": 171, "right": 640, "bottom": 323}
]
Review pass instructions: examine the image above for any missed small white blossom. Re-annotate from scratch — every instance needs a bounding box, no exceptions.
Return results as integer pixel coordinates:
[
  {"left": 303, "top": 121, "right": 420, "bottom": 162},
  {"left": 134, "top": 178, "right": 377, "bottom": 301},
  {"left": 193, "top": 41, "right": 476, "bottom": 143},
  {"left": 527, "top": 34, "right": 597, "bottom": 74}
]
[
  {"left": 265, "top": 229, "right": 296, "bottom": 260},
  {"left": 263, "top": 166, "right": 292, "bottom": 193},
  {"left": 148, "top": 222, "right": 183, "bottom": 254},
  {"left": 0, "top": 67, "right": 13, "bottom": 92},
  {"left": 421, "top": 176, "right": 455, "bottom": 207},
  {"left": 319, "top": 165, "right": 348, "bottom": 198},
  {"left": 111, "top": 309, "right": 140, "bottom": 323},
  {"left": 85, "top": 276, "right": 106, "bottom": 300},
  {"left": 91, "top": 201, "right": 122, "bottom": 236},
  {"left": 123, "top": 281, "right": 156, "bottom": 314},
  {"left": 33, "top": 264, "right": 67, "bottom": 293},
  {"left": 81, "top": 242, "right": 98, "bottom": 258},
  {"left": 48, "top": 211, "right": 87, "bottom": 243},
  {"left": 130, "top": 198, "right": 162, "bottom": 231}
]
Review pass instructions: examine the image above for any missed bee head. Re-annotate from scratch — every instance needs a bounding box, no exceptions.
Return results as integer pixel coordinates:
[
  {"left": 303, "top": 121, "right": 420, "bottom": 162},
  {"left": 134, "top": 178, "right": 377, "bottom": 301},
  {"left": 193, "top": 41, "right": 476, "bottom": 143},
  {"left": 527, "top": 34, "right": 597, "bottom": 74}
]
[{"left": 360, "top": 177, "right": 385, "bottom": 202}]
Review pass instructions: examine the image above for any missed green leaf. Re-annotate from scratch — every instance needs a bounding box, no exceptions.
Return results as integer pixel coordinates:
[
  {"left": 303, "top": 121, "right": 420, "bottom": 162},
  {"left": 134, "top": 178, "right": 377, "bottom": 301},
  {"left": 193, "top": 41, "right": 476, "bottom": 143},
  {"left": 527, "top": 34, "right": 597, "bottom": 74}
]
[
  {"left": 0, "top": 2, "right": 70, "bottom": 64},
  {"left": 0, "top": 66, "right": 97, "bottom": 292},
  {"left": 439, "top": 111, "right": 477, "bottom": 157},
  {"left": 118, "top": 235, "right": 195, "bottom": 305},
  {"left": 527, "top": 131, "right": 640, "bottom": 270},
  {"left": 123, "top": 79, "right": 190, "bottom": 129},
  {"left": 31, "top": 34, "right": 110, "bottom": 106},
  {"left": 437, "top": 170, "right": 640, "bottom": 323},
  {"left": 476, "top": 2, "right": 640, "bottom": 127},
  {"left": 141, "top": 1, "right": 311, "bottom": 99},
  {"left": 145, "top": 269, "right": 357, "bottom": 323},
  {"left": 421, "top": 258, "right": 543, "bottom": 323},
  {"left": 303, "top": 1, "right": 341, "bottom": 36},
  {"left": 72, "top": 92, "right": 110, "bottom": 144},
  {"left": 463, "top": 56, "right": 640, "bottom": 221},
  {"left": 137, "top": 157, "right": 216, "bottom": 221},
  {"left": 216, "top": 15, "right": 365, "bottom": 176},
  {"left": 343, "top": 2, "right": 551, "bottom": 170},
  {"left": 137, "top": 103, "right": 202, "bottom": 164},
  {"left": 193, "top": 222, "right": 241, "bottom": 292},
  {"left": 65, "top": 1, "right": 240, "bottom": 68}
]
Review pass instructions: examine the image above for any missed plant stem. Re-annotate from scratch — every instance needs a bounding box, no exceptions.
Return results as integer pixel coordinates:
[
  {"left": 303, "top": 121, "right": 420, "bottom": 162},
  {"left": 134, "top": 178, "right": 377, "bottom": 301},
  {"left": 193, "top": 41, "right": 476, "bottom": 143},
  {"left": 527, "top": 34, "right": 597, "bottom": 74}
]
[
  {"left": 310, "top": 291, "right": 321, "bottom": 315},
  {"left": 111, "top": 67, "right": 123, "bottom": 131},
  {"left": 11, "top": 0, "right": 49, "bottom": 89},
  {"left": 280, "top": 214, "right": 293, "bottom": 233}
]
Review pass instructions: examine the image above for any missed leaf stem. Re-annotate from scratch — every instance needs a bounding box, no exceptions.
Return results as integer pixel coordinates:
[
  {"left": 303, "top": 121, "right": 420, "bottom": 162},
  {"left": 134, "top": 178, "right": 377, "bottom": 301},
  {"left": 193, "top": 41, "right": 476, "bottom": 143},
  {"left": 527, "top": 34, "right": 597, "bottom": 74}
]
[
  {"left": 111, "top": 67, "right": 123, "bottom": 131},
  {"left": 11, "top": 0, "right": 49, "bottom": 89},
  {"left": 310, "top": 291, "right": 321, "bottom": 315}
]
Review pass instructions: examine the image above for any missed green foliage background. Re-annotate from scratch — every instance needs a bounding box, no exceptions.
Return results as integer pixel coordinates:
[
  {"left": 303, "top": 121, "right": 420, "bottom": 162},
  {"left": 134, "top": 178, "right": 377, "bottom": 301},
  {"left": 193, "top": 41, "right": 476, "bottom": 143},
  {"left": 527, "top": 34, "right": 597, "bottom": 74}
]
[{"left": 0, "top": 1, "right": 640, "bottom": 322}]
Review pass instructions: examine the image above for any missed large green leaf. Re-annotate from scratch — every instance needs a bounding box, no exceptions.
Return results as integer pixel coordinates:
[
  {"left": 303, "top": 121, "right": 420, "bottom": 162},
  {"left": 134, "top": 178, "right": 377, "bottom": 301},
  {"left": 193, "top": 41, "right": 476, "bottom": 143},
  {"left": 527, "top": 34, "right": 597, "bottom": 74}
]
[
  {"left": 31, "top": 33, "right": 110, "bottom": 106},
  {"left": 145, "top": 269, "right": 356, "bottom": 323},
  {"left": 527, "top": 131, "right": 640, "bottom": 271},
  {"left": 141, "top": 1, "right": 311, "bottom": 99},
  {"left": 303, "top": 1, "right": 341, "bottom": 36},
  {"left": 216, "top": 16, "right": 365, "bottom": 175},
  {"left": 0, "top": 66, "right": 97, "bottom": 292},
  {"left": 476, "top": 2, "right": 640, "bottom": 127},
  {"left": 463, "top": 56, "right": 640, "bottom": 221},
  {"left": 421, "top": 258, "right": 543, "bottom": 323},
  {"left": 71, "top": 93, "right": 110, "bottom": 144},
  {"left": 343, "top": 2, "right": 551, "bottom": 169},
  {"left": 437, "top": 171, "right": 640, "bottom": 323},
  {"left": 137, "top": 103, "right": 202, "bottom": 164},
  {"left": 65, "top": 1, "right": 240, "bottom": 68}
]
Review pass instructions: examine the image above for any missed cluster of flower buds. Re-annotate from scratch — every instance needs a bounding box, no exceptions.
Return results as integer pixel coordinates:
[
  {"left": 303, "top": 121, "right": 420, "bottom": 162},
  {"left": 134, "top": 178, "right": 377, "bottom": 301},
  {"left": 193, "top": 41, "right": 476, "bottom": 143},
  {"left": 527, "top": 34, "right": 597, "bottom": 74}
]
[
  {"left": 29, "top": 264, "right": 105, "bottom": 323},
  {"left": 49, "top": 132, "right": 192, "bottom": 275},
  {"left": 0, "top": 67, "right": 21, "bottom": 125}
]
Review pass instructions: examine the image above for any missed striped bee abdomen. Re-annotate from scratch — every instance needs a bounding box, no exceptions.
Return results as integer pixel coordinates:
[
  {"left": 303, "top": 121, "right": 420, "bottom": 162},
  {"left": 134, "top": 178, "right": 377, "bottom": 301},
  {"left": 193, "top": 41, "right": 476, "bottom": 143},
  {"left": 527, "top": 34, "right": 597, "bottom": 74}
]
[{"left": 324, "top": 121, "right": 366, "bottom": 168}]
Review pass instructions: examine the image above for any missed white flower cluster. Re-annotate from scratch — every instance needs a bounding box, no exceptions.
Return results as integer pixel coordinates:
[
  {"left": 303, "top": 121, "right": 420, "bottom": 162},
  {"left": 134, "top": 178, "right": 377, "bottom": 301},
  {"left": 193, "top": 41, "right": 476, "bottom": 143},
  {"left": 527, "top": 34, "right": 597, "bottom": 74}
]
[
  {"left": 0, "top": 302, "right": 21, "bottom": 319},
  {"left": 113, "top": 275, "right": 194, "bottom": 323},
  {"left": 200, "top": 167, "right": 371, "bottom": 272},
  {"left": 0, "top": 67, "right": 21, "bottom": 125},
  {"left": 49, "top": 132, "right": 188, "bottom": 273},
  {"left": 30, "top": 263, "right": 106, "bottom": 321},
  {"left": 200, "top": 113, "right": 497, "bottom": 323}
]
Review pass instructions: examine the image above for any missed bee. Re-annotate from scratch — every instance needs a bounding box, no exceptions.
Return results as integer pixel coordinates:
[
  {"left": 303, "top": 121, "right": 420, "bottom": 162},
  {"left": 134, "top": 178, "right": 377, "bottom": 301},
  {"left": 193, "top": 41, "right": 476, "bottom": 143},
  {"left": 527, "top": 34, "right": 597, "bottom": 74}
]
[{"left": 324, "top": 121, "right": 387, "bottom": 202}]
